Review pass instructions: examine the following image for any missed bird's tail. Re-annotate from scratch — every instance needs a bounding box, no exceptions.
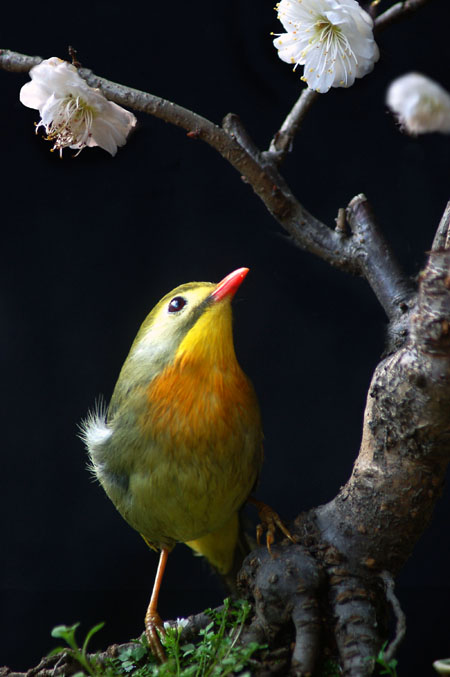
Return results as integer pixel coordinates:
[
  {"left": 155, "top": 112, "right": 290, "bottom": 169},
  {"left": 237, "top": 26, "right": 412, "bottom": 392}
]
[{"left": 185, "top": 510, "right": 252, "bottom": 594}]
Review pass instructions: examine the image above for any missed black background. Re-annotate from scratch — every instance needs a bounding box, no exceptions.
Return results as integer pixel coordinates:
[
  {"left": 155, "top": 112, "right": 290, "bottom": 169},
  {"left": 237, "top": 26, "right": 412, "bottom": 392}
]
[{"left": 1, "top": 1, "right": 450, "bottom": 674}]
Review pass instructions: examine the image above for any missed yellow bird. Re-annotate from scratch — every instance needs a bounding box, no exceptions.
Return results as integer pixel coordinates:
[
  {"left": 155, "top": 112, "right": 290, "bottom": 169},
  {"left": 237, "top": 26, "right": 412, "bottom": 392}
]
[{"left": 82, "top": 268, "right": 264, "bottom": 660}]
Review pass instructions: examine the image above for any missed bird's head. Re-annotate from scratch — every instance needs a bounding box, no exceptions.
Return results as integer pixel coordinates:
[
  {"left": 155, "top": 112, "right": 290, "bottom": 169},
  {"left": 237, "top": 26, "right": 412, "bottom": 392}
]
[{"left": 112, "top": 268, "right": 250, "bottom": 398}]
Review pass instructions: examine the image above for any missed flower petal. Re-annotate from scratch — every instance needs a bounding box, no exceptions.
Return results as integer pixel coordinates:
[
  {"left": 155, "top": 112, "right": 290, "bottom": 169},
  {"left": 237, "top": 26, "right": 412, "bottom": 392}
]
[
  {"left": 19, "top": 56, "right": 137, "bottom": 155},
  {"left": 274, "top": 0, "right": 379, "bottom": 93},
  {"left": 89, "top": 107, "right": 136, "bottom": 156},
  {"left": 19, "top": 80, "right": 53, "bottom": 110}
]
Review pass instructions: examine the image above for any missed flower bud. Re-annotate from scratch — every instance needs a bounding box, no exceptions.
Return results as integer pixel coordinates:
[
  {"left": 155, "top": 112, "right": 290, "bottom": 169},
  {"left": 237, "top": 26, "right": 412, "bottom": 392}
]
[{"left": 386, "top": 72, "right": 450, "bottom": 135}]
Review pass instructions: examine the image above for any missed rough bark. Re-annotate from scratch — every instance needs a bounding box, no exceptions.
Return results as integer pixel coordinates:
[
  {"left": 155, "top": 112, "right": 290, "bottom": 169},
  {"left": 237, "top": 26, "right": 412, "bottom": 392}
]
[{"left": 238, "top": 245, "right": 450, "bottom": 675}]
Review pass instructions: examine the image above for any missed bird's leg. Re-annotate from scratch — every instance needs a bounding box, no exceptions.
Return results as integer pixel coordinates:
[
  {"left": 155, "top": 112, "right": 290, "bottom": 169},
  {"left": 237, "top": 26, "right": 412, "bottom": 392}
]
[
  {"left": 145, "top": 547, "right": 169, "bottom": 663},
  {"left": 248, "top": 496, "right": 295, "bottom": 555}
]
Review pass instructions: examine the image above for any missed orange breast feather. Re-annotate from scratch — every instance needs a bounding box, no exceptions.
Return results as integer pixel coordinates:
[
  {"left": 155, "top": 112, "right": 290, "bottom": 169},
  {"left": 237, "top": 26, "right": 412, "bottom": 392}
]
[{"left": 141, "top": 351, "right": 260, "bottom": 461}]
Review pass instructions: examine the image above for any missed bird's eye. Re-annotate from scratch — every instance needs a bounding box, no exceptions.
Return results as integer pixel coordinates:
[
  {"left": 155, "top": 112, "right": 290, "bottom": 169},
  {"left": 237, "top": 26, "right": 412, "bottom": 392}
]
[{"left": 168, "top": 296, "right": 187, "bottom": 313}]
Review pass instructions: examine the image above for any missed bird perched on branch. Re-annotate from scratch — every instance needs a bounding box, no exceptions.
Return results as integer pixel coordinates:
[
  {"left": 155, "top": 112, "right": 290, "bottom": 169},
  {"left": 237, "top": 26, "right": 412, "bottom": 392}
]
[{"left": 82, "top": 268, "right": 268, "bottom": 661}]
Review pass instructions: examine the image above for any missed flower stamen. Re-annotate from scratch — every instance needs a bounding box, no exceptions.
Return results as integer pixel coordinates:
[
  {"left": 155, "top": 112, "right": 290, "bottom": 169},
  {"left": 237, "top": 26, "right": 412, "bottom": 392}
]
[{"left": 38, "top": 95, "right": 97, "bottom": 156}]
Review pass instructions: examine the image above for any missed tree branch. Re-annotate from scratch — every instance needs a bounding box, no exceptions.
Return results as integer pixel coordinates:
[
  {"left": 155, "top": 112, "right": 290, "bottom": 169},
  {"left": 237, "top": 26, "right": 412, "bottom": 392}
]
[
  {"left": 0, "top": 50, "right": 41, "bottom": 71},
  {"left": 346, "top": 194, "right": 415, "bottom": 320},
  {"left": 0, "top": 49, "right": 359, "bottom": 276},
  {"left": 0, "top": 50, "right": 415, "bottom": 320},
  {"left": 265, "top": 87, "right": 320, "bottom": 164},
  {"left": 374, "top": 0, "right": 435, "bottom": 31}
]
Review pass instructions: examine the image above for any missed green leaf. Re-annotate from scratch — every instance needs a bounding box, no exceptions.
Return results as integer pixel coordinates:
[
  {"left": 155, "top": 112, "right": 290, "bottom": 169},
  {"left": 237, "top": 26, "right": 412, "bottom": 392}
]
[
  {"left": 81, "top": 621, "right": 105, "bottom": 655},
  {"left": 181, "top": 643, "right": 196, "bottom": 655},
  {"left": 51, "top": 623, "right": 80, "bottom": 651}
]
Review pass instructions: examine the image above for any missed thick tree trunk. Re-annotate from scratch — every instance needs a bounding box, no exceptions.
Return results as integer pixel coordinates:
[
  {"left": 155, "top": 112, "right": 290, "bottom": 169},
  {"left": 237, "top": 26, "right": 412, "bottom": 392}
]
[{"left": 238, "top": 249, "right": 450, "bottom": 676}]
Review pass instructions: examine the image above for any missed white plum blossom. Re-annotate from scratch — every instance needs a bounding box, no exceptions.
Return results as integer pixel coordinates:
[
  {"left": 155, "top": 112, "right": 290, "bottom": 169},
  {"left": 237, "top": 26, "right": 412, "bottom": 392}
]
[
  {"left": 273, "top": 0, "right": 379, "bottom": 93},
  {"left": 20, "top": 57, "right": 136, "bottom": 156},
  {"left": 386, "top": 72, "right": 450, "bottom": 135},
  {"left": 163, "top": 617, "right": 189, "bottom": 631}
]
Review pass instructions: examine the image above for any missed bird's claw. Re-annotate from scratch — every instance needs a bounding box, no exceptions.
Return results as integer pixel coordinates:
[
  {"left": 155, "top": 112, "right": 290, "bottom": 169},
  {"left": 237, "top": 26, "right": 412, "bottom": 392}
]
[
  {"left": 250, "top": 497, "right": 296, "bottom": 556},
  {"left": 145, "top": 610, "right": 167, "bottom": 663}
]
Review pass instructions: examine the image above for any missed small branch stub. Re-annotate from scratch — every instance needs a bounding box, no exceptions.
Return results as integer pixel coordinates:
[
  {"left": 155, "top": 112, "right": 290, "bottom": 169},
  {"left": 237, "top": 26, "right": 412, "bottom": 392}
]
[
  {"left": 335, "top": 207, "right": 348, "bottom": 235},
  {"left": 431, "top": 200, "right": 450, "bottom": 251},
  {"left": 68, "top": 46, "right": 81, "bottom": 68}
]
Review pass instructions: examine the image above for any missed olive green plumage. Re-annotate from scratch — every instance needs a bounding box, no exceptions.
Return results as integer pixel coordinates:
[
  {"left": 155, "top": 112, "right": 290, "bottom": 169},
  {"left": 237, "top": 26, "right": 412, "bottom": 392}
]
[{"left": 82, "top": 274, "right": 263, "bottom": 574}]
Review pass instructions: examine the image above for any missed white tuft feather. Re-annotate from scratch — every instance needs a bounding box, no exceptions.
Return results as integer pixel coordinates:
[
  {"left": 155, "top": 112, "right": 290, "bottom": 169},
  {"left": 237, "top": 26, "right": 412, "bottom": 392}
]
[
  {"left": 79, "top": 399, "right": 112, "bottom": 480},
  {"left": 79, "top": 399, "right": 111, "bottom": 446}
]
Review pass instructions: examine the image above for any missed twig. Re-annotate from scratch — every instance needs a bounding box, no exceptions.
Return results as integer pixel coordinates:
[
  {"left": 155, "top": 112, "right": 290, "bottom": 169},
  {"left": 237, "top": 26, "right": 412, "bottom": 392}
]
[
  {"left": 266, "top": 87, "right": 320, "bottom": 163},
  {"left": 379, "top": 571, "right": 406, "bottom": 662},
  {"left": 346, "top": 194, "right": 415, "bottom": 319},
  {"left": 431, "top": 200, "right": 450, "bottom": 251},
  {"left": 375, "top": 0, "right": 434, "bottom": 31}
]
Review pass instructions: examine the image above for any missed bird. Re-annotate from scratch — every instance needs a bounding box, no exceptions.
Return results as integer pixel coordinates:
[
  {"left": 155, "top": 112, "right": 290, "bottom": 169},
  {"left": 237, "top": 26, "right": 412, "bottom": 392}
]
[{"left": 81, "top": 267, "right": 266, "bottom": 661}]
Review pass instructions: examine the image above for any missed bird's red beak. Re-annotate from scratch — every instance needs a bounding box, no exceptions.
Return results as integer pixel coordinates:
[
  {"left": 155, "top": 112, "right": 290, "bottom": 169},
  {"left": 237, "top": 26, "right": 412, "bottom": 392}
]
[{"left": 210, "top": 267, "right": 249, "bottom": 302}]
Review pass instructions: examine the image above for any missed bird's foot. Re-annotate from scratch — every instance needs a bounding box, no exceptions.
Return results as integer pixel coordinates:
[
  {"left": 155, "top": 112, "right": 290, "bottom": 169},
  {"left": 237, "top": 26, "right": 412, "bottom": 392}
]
[
  {"left": 145, "top": 609, "right": 167, "bottom": 663},
  {"left": 249, "top": 496, "right": 296, "bottom": 556}
]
